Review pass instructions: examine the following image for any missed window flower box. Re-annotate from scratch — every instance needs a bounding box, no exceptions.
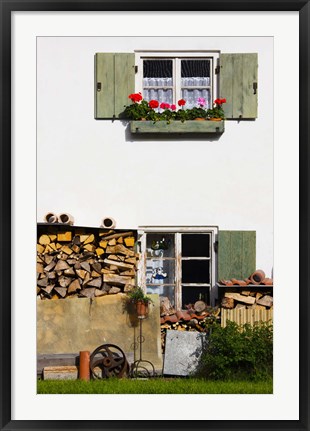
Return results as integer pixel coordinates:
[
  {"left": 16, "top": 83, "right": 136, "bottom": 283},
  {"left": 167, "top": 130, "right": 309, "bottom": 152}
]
[{"left": 130, "top": 120, "right": 225, "bottom": 134}]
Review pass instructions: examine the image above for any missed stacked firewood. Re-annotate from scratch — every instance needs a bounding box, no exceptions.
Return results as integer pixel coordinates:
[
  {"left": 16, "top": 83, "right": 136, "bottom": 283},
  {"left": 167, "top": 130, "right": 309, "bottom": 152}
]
[
  {"left": 221, "top": 289, "right": 273, "bottom": 310},
  {"left": 160, "top": 298, "right": 220, "bottom": 353},
  {"left": 36, "top": 228, "right": 139, "bottom": 300},
  {"left": 219, "top": 269, "right": 273, "bottom": 311}
]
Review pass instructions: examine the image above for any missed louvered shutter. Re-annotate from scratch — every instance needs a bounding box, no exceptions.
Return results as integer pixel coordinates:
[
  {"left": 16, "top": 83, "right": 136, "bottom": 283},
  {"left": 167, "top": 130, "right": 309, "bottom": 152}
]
[
  {"left": 218, "top": 231, "right": 256, "bottom": 280},
  {"left": 95, "top": 53, "right": 135, "bottom": 119},
  {"left": 219, "top": 53, "right": 258, "bottom": 119}
]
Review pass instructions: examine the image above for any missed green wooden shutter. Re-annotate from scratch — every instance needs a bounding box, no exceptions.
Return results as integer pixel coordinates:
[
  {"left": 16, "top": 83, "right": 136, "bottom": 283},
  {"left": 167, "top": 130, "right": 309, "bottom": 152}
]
[
  {"left": 95, "top": 53, "right": 135, "bottom": 119},
  {"left": 219, "top": 53, "right": 258, "bottom": 119},
  {"left": 218, "top": 231, "right": 256, "bottom": 280}
]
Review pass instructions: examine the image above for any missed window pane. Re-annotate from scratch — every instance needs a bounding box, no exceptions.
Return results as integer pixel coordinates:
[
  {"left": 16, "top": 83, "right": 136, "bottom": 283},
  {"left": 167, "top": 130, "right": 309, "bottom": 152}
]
[
  {"left": 182, "top": 260, "right": 210, "bottom": 283},
  {"left": 143, "top": 88, "right": 173, "bottom": 104},
  {"left": 182, "top": 286, "right": 210, "bottom": 308},
  {"left": 146, "top": 234, "right": 175, "bottom": 258},
  {"left": 143, "top": 60, "right": 173, "bottom": 79},
  {"left": 181, "top": 89, "right": 211, "bottom": 109},
  {"left": 146, "top": 285, "right": 175, "bottom": 306},
  {"left": 146, "top": 259, "right": 175, "bottom": 284},
  {"left": 181, "top": 60, "right": 210, "bottom": 79},
  {"left": 182, "top": 234, "right": 210, "bottom": 257}
]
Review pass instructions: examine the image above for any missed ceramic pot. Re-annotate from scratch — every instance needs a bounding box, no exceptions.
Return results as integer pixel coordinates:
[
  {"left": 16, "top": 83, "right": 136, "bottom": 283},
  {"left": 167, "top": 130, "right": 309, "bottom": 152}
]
[{"left": 136, "top": 301, "right": 148, "bottom": 318}]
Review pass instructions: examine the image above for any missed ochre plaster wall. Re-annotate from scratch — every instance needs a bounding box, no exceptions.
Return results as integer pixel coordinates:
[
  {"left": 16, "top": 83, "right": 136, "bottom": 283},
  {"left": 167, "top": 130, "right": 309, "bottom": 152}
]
[{"left": 37, "top": 293, "right": 162, "bottom": 370}]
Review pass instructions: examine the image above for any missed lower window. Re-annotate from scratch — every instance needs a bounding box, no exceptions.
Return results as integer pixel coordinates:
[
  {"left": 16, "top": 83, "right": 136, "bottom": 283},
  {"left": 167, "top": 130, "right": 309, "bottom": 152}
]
[{"left": 138, "top": 227, "right": 217, "bottom": 310}]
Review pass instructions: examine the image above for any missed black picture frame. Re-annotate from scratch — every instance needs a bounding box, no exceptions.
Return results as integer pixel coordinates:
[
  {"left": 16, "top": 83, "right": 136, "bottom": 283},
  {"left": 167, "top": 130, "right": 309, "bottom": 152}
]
[{"left": 1, "top": 1, "right": 308, "bottom": 430}]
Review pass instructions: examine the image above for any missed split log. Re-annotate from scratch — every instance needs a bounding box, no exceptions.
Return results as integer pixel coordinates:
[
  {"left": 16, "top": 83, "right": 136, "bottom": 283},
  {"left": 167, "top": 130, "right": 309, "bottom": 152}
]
[
  {"left": 256, "top": 295, "right": 273, "bottom": 307},
  {"left": 57, "top": 231, "right": 72, "bottom": 242},
  {"left": 224, "top": 292, "right": 256, "bottom": 305},
  {"left": 39, "top": 235, "right": 51, "bottom": 245},
  {"left": 194, "top": 301, "right": 206, "bottom": 313},
  {"left": 221, "top": 297, "right": 234, "bottom": 309},
  {"left": 68, "top": 279, "right": 81, "bottom": 294},
  {"left": 54, "top": 287, "right": 67, "bottom": 298},
  {"left": 54, "top": 260, "right": 70, "bottom": 271},
  {"left": 86, "top": 277, "right": 102, "bottom": 289},
  {"left": 103, "top": 259, "right": 134, "bottom": 270},
  {"left": 103, "top": 274, "right": 133, "bottom": 285},
  {"left": 106, "top": 244, "right": 135, "bottom": 257},
  {"left": 99, "top": 231, "right": 133, "bottom": 241},
  {"left": 108, "top": 287, "right": 121, "bottom": 294}
]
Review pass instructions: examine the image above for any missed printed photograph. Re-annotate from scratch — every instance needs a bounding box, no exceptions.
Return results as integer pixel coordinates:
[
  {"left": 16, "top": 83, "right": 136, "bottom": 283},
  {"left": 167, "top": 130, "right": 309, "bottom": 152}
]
[{"left": 36, "top": 36, "right": 273, "bottom": 394}]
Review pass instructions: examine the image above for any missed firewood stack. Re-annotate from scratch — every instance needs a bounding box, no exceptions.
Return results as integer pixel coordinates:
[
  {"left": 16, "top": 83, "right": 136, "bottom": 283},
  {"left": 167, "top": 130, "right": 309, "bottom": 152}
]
[
  {"left": 219, "top": 270, "right": 273, "bottom": 311},
  {"left": 36, "top": 228, "right": 139, "bottom": 300},
  {"left": 160, "top": 298, "right": 220, "bottom": 353}
]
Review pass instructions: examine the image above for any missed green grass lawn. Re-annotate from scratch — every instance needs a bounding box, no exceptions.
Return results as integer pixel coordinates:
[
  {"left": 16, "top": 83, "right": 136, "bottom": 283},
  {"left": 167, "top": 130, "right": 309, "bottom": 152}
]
[{"left": 37, "top": 378, "right": 272, "bottom": 394}]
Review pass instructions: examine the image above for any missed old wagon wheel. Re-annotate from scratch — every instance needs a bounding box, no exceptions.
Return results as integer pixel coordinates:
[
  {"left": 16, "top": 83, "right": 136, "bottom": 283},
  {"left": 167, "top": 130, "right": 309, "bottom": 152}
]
[{"left": 90, "top": 344, "right": 129, "bottom": 379}]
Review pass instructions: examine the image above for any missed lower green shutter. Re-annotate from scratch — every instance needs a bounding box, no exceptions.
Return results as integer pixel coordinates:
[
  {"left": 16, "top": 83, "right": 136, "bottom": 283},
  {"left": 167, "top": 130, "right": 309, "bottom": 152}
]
[
  {"left": 95, "top": 53, "right": 135, "bottom": 119},
  {"left": 220, "top": 53, "right": 258, "bottom": 119},
  {"left": 218, "top": 231, "right": 256, "bottom": 280}
]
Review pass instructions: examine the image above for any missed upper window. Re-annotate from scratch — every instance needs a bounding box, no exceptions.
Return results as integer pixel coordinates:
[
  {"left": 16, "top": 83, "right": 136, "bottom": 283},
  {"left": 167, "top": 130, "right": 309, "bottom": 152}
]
[
  {"left": 95, "top": 51, "right": 258, "bottom": 120},
  {"left": 135, "top": 52, "right": 220, "bottom": 110}
]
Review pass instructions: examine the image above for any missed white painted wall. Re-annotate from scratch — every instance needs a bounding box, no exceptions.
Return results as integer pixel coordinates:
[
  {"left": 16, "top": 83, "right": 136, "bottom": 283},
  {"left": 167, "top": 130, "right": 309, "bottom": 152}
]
[{"left": 37, "top": 36, "right": 273, "bottom": 276}]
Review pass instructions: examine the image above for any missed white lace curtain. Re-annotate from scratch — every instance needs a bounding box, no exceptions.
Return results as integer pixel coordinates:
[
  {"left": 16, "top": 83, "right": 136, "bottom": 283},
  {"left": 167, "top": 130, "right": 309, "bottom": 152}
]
[{"left": 143, "top": 59, "right": 211, "bottom": 109}]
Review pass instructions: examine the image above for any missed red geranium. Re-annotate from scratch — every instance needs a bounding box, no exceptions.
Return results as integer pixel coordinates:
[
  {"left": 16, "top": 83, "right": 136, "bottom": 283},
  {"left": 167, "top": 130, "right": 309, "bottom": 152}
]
[
  {"left": 214, "top": 98, "right": 226, "bottom": 105},
  {"left": 178, "top": 99, "right": 186, "bottom": 107},
  {"left": 160, "top": 102, "right": 170, "bottom": 109},
  {"left": 128, "top": 92, "right": 143, "bottom": 103},
  {"left": 149, "top": 100, "right": 159, "bottom": 109}
]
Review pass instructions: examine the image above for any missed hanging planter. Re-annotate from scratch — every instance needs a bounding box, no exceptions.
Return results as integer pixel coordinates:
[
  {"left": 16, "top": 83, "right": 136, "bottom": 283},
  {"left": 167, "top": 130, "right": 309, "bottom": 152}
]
[
  {"left": 135, "top": 301, "right": 149, "bottom": 318},
  {"left": 126, "top": 286, "right": 153, "bottom": 319}
]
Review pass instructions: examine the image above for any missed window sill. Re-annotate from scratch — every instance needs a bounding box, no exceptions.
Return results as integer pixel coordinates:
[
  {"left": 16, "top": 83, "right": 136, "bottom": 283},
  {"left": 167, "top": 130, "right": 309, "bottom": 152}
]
[{"left": 130, "top": 120, "right": 225, "bottom": 134}]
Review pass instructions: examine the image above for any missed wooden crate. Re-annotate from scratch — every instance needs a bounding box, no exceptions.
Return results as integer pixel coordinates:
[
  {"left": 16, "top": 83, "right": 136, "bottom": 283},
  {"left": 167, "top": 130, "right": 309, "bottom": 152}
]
[{"left": 221, "top": 308, "right": 273, "bottom": 328}]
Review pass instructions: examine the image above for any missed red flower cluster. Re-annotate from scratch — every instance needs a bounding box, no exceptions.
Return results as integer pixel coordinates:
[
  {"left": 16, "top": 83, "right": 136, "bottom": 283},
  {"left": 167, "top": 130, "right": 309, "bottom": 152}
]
[
  {"left": 128, "top": 92, "right": 143, "bottom": 103},
  {"left": 149, "top": 100, "right": 159, "bottom": 109},
  {"left": 160, "top": 102, "right": 171, "bottom": 109},
  {"left": 178, "top": 99, "right": 186, "bottom": 106},
  {"left": 214, "top": 98, "right": 227, "bottom": 105}
]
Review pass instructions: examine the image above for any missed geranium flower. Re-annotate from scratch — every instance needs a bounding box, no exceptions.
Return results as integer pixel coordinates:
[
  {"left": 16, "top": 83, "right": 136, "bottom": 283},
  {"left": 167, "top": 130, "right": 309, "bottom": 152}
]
[
  {"left": 197, "top": 97, "right": 206, "bottom": 107},
  {"left": 214, "top": 98, "right": 227, "bottom": 105},
  {"left": 171, "top": 104, "right": 176, "bottom": 111},
  {"left": 178, "top": 99, "right": 186, "bottom": 107},
  {"left": 128, "top": 92, "right": 143, "bottom": 103},
  {"left": 160, "top": 102, "right": 170, "bottom": 110},
  {"left": 149, "top": 100, "right": 159, "bottom": 109}
]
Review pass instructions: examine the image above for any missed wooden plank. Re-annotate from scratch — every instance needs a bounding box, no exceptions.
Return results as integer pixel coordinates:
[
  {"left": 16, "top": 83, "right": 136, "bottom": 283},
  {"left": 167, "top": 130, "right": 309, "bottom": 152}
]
[
  {"left": 242, "top": 231, "right": 256, "bottom": 277},
  {"left": 220, "top": 53, "right": 258, "bottom": 119},
  {"left": 115, "top": 53, "right": 135, "bottom": 118},
  {"left": 95, "top": 53, "right": 115, "bottom": 118},
  {"left": 241, "top": 53, "right": 258, "bottom": 118},
  {"left": 230, "top": 231, "right": 243, "bottom": 279},
  {"left": 221, "top": 308, "right": 273, "bottom": 328},
  {"left": 218, "top": 231, "right": 256, "bottom": 280},
  {"left": 43, "top": 366, "right": 78, "bottom": 380},
  {"left": 219, "top": 53, "right": 234, "bottom": 118},
  {"left": 130, "top": 120, "right": 224, "bottom": 134}
]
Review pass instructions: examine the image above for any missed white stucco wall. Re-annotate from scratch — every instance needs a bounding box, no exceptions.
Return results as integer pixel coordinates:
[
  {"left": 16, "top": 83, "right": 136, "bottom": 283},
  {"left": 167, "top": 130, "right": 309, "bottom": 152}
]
[{"left": 37, "top": 36, "right": 273, "bottom": 276}]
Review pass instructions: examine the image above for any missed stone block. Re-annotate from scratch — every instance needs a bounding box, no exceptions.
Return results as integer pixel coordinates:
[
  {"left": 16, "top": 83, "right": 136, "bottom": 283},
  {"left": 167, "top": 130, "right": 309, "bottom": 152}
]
[{"left": 163, "top": 330, "right": 207, "bottom": 377}]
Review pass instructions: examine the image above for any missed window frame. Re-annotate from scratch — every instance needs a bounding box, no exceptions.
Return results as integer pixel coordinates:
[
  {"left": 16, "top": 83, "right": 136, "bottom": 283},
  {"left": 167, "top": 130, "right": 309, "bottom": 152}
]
[
  {"left": 135, "top": 51, "right": 220, "bottom": 108},
  {"left": 137, "top": 226, "right": 218, "bottom": 310}
]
